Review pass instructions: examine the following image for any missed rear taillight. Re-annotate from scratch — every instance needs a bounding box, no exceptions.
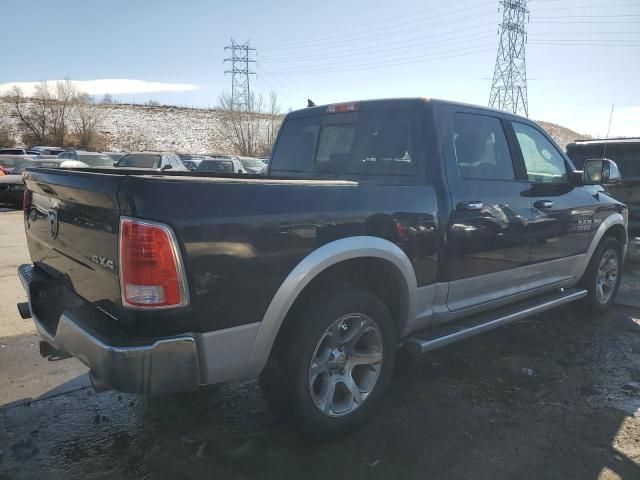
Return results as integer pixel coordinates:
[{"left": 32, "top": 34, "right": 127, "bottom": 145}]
[{"left": 119, "top": 218, "right": 189, "bottom": 309}]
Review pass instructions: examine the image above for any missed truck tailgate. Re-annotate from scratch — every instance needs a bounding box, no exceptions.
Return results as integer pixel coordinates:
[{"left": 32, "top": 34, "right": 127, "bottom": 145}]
[{"left": 24, "top": 168, "right": 125, "bottom": 309}]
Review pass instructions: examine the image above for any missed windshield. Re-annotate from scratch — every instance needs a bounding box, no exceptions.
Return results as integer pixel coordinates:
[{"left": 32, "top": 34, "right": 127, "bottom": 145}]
[
  {"left": 116, "top": 154, "right": 160, "bottom": 168},
  {"left": 78, "top": 154, "right": 113, "bottom": 167},
  {"left": 240, "top": 158, "right": 264, "bottom": 168},
  {"left": 0, "top": 149, "right": 25, "bottom": 155},
  {"left": 270, "top": 110, "right": 416, "bottom": 179},
  {"left": 0, "top": 157, "right": 29, "bottom": 168},
  {"left": 197, "top": 160, "right": 234, "bottom": 173}
]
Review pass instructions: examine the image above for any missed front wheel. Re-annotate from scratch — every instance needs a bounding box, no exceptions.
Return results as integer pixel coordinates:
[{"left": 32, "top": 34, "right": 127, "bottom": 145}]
[
  {"left": 580, "top": 236, "right": 623, "bottom": 313},
  {"left": 260, "top": 287, "right": 396, "bottom": 438}
]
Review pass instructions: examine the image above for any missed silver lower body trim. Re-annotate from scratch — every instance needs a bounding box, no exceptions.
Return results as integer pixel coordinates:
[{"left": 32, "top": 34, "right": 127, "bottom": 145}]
[
  {"left": 19, "top": 264, "right": 200, "bottom": 394},
  {"left": 406, "top": 288, "right": 587, "bottom": 354}
]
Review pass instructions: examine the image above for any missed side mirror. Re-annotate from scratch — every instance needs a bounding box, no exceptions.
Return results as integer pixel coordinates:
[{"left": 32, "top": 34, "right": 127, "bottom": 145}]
[{"left": 582, "top": 158, "right": 621, "bottom": 185}]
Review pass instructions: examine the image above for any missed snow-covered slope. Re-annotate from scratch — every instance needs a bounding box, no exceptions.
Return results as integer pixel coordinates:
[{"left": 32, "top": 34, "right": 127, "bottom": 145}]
[{"left": 1, "top": 101, "right": 587, "bottom": 153}]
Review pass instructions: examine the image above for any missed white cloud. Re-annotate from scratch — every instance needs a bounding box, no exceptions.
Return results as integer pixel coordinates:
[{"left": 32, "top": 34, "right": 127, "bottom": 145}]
[{"left": 0, "top": 79, "right": 198, "bottom": 96}]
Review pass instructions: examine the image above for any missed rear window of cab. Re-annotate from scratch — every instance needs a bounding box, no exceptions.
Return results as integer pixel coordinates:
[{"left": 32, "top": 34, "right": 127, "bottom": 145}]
[{"left": 270, "top": 109, "right": 417, "bottom": 179}]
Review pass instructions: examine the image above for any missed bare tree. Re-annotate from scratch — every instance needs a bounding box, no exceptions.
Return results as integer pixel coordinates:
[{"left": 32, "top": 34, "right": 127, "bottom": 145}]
[
  {"left": 113, "top": 128, "right": 153, "bottom": 152},
  {"left": 0, "top": 115, "right": 13, "bottom": 147},
  {"left": 69, "top": 93, "right": 105, "bottom": 150},
  {"left": 263, "top": 91, "right": 283, "bottom": 156},
  {"left": 214, "top": 90, "right": 282, "bottom": 157},
  {"left": 49, "top": 79, "right": 78, "bottom": 146},
  {"left": 4, "top": 86, "right": 48, "bottom": 145},
  {"left": 2, "top": 80, "right": 81, "bottom": 147}
]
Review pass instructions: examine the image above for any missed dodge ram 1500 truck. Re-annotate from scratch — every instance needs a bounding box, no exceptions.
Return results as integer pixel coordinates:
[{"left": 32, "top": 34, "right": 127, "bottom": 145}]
[{"left": 17, "top": 98, "right": 627, "bottom": 436}]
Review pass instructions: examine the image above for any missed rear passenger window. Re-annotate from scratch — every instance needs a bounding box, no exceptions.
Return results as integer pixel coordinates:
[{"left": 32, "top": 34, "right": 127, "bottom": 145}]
[
  {"left": 513, "top": 122, "right": 567, "bottom": 183},
  {"left": 452, "top": 113, "right": 514, "bottom": 180}
]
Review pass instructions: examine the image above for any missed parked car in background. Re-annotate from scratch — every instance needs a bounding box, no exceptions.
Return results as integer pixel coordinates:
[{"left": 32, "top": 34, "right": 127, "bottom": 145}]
[
  {"left": 179, "top": 154, "right": 210, "bottom": 171},
  {"left": 103, "top": 152, "right": 127, "bottom": 163},
  {"left": 182, "top": 159, "right": 200, "bottom": 171},
  {"left": 0, "top": 148, "right": 28, "bottom": 156},
  {"left": 114, "top": 152, "right": 188, "bottom": 170},
  {"left": 238, "top": 156, "right": 266, "bottom": 174},
  {"left": 27, "top": 146, "right": 65, "bottom": 156},
  {"left": 0, "top": 159, "right": 63, "bottom": 208},
  {"left": 566, "top": 138, "right": 640, "bottom": 259},
  {"left": 0, "top": 164, "right": 27, "bottom": 207},
  {"left": 0, "top": 155, "right": 32, "bottom": 173},
  {"left": 197, "top": 157, "right": 245, "bottom": 173},
  {"left": 58, "top": 150, "right": 114, "bottom": 167}
]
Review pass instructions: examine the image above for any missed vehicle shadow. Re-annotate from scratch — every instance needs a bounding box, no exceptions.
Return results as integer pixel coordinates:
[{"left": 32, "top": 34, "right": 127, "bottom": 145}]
[{"left": 2, "top": 304, "right": 639, "bottom": 480}]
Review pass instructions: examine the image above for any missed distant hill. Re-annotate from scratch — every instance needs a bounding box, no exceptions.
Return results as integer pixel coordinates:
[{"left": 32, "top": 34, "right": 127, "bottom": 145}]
[
  {"left": 536, "top": 120, "right": 588, "bottom": 150},
  {"left": 1, "top": 100, "right": 587, "bottom": 153}
]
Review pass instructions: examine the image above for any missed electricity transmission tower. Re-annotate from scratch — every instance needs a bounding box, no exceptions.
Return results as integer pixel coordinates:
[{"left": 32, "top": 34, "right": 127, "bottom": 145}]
[
  {"left": 224, "top": 39, "right": 256, "bottom": 111},
  {"left": 489, "top": 0, "right": 529, "bottom": 117}
]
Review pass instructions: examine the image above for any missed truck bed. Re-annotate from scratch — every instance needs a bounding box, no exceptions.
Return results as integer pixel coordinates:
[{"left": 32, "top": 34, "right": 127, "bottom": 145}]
[{"left": 23, "top": 167, "right": 439, "bottom": 339}]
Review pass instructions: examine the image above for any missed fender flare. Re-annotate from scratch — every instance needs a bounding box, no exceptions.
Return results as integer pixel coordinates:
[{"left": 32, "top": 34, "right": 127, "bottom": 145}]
[
  {"left": 242, "top": 236, "right": 417, "bottom": 378},
  {"left": 575, "top": 212, "right": 627, "bottom": 280}
]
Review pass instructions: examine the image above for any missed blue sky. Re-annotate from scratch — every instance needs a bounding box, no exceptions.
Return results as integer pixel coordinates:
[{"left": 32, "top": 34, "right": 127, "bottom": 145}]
[{"left": 1, "top": 0, "right": 639, "bottom": 136}]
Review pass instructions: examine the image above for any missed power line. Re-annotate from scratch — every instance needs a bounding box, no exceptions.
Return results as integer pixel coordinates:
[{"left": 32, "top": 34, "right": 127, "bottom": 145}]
[
  {"left": 259, "top": 24, "right": 494, "bottom": 62},
  {"left": 256, "top": 69, "right": 308, "bottom": 103},
  {"left": 529, "top": 42, "right": 640, "bottom": 46},
  {"left": 533, "top": 14, "right": 640, "bottom": 18},
  {"left": 532, "top": 20, "right": 640, "bottom": 23},
  {"left": 224, "top": 39, "right": 256, "bottom": 111},
  {"left": 258, "top": 0, "right": 494, "bottom": 48},
  {"left": 259, "top": 9, "right": 498, "bottom": 52},
  {"left": 489, "top": 0, "right": 529, "bottom": 117},
  {"left": 261, "top": 45, "right": 496, "bottom": 75},
  {"left": 259, "top": 31, "right": 496, "bottom": 65},
  {"left": 534, "top": 3, "right": 640, "bottom": 10}
]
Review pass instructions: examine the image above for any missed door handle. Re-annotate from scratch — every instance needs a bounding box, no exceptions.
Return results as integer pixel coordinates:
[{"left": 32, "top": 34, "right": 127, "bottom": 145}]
[
  {"left": 457, "top": 201, "right": 484, "bottom": 211},
  {"left": 534, "top": 200, "right": 554, "bottom": 210}
]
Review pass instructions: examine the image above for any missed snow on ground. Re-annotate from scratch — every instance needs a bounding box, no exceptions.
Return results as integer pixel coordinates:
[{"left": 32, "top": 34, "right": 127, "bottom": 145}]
[
  {"left": 1, "top": 101, "right": 585, "bottom": 153},
  {"left": 99, "top": 104, "right": 236, "bottom": 153}
]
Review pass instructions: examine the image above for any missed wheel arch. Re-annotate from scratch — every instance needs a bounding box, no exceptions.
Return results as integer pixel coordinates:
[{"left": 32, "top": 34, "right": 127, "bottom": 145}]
[
  {"left": 243, "top": 236, "right": 417, "bottom": 378},
  {"left": 576, "top": 212, "right": 627, "bottom": 280}
]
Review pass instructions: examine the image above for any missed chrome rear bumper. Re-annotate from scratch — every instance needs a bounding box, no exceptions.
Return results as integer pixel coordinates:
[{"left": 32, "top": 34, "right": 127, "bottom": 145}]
[{"left": 18, "top": 264, "right": 199, "bottom": 394}]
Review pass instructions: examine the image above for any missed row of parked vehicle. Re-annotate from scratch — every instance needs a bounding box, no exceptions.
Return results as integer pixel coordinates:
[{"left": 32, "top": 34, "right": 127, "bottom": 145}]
[{"left": 0, "top": 147, "right": 269, "bottom": 208}]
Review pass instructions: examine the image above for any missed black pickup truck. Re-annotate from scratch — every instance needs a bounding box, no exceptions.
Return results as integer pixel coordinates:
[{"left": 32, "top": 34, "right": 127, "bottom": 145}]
[{"left": 18, "top": 98, "right": 627, "bottom": 436}]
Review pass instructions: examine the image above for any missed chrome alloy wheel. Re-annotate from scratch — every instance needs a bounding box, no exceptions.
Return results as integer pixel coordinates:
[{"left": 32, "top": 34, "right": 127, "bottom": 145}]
[
  {"left": 308, "top": 313, "right": 383, "bottom": 417},
  {"left": 596, "top": 248, "right": 619, "bottom": 304}
]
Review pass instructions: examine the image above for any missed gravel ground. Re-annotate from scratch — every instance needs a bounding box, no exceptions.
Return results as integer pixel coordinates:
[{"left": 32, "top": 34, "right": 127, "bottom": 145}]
[{"left": 1, "top": 210, "right": 639, "bottom": 480}]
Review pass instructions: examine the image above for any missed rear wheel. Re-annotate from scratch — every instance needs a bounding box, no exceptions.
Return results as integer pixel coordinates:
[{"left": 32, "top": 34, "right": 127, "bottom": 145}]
[
  {"left": 260, "top": 287, "right": 396, "bottom": 438},
  {"left": 580, "top": 236, "right": 622, "bottom": 313}
]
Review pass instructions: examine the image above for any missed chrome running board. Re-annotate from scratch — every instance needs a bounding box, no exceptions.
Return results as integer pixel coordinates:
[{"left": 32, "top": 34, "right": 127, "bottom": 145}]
[{"left": 405, "top": 288, "right": 587, "bottom": 355}]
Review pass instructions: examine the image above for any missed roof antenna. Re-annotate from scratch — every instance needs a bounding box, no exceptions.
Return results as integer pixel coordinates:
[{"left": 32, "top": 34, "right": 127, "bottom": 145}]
[
  {"left": 307, "top": 99, "right": 316, "bottom": 108},
  {"left": 602, "top": 104, "right": 614, "bottom": 159}
]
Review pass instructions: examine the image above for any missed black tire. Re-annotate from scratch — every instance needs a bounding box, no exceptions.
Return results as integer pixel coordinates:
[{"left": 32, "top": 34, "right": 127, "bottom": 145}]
[
  {"left": 259, "top": 287, "right": 396, "bottom": 438},
  {"left": 579, "top": 236, "right": 623, "bottom": 313}
]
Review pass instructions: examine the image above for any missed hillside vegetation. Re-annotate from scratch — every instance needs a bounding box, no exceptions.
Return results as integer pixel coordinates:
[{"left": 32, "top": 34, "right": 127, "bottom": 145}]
[{"left": 1, "top": 100, "right": 586, "bottom": 153}]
